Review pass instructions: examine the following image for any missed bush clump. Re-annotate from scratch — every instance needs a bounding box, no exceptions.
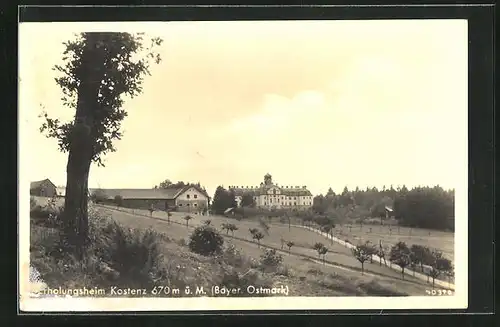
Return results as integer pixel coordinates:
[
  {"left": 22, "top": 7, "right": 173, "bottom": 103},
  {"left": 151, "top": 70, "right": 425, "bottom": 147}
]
[
  {"left": 259, "top": 248, "right": 283, "bottom": 272},
  {"left": 188, "top": 225, "right": 224, "bottom": 256},
  {"left": 96, "top": 222, "right": 166, "bottom": 287},
  {"left": 30, "top": 207, "right": 172, "bottom": 291},
  {"left": 222, "top": 244, "right": 246, "bottom": 268},
  {"left": 219, "top": 267, "right": 274, "bottom": 297},
  {"left": 30, "top": 197, "right": 64, "bottom": 229}
]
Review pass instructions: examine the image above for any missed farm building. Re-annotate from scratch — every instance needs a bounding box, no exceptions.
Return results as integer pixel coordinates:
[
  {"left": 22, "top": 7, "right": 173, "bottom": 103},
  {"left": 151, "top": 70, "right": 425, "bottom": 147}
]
[
  {"left": 30, "top": 178, "right": 57, "bottom": 197},
  {"left": 89, "top": 184, "right": 210, "bottom": 213},
  {"left": 385, "top": 206, "right": 394, "bottom": 219}
]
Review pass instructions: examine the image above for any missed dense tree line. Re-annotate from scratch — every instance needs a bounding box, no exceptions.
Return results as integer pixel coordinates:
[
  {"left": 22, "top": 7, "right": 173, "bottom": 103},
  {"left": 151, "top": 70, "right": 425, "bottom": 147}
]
[
  {"left": 393, "top": 186, "right": 454, "bottom": 231},
  {"left": 153, "top": 179, "right": 206, "bottom": 192},
  {"left": 211, "top": 186, "right": 237, "bottom": 215},
  {"left": 312, "top": 185, "right": 454, "bottom": 231}
]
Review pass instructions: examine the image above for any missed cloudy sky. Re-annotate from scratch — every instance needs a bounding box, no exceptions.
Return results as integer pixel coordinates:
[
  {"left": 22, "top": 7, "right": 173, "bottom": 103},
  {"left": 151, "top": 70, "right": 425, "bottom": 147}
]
[{"left": 19, "top": 20, "right": 468, "bottom": 197}]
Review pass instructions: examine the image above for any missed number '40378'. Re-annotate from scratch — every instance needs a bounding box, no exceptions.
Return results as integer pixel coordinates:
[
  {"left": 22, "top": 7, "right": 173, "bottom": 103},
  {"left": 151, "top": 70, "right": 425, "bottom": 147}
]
[{"left": 425, "top": 289, "right": 453, "bottom": 296}]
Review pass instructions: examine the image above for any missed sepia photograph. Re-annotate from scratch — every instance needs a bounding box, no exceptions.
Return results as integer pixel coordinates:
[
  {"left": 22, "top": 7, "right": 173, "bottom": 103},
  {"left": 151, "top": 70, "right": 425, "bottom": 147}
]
[{"left": 19, "top": 19, "right": 468, "bottom": 311}]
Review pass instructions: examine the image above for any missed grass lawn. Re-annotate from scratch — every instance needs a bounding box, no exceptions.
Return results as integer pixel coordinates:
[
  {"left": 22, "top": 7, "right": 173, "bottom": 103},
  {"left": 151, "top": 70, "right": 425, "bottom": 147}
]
[
  {"left": 29, "top": 198, "right": 453, "bottom": 291},
  {"left": 331, "top": 224, "right": 454, "bottom": 263},
  {"left": 30, "top": 210, "right": 423, "bottom": 297},
  {"left": 95, "top": 205, "right": 439, "bottom": 295}
]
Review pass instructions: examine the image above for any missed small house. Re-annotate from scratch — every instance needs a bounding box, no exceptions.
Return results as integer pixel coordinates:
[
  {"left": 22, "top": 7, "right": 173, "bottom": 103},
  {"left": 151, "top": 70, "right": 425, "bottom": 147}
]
[{"left": 30, "top": 179, "right": 57, "bottom": 197}]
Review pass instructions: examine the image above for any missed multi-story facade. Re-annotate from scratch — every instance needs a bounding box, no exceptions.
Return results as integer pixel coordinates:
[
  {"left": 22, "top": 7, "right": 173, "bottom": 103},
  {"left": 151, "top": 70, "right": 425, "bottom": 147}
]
[{"left": 228, "top": 173, "right": 313, "bottom": 210}]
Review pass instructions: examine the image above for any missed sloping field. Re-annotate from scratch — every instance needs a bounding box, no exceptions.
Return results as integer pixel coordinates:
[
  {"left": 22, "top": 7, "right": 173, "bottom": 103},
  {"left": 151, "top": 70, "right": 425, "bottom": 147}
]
[
  {"left": 31, "top": 198, "right": 453, "bottom": 262},
  {"left": 281, "top": 216, "right": 454, "bottom": 263},
  {"left": 95, "top": 205, "right": 434, "bottom": 295},
  {"left": 332, "top": 225, "right": 454, "bottom": 263},
  {"left": 98, "top": 205, "right": 455, "bottom": 286}
]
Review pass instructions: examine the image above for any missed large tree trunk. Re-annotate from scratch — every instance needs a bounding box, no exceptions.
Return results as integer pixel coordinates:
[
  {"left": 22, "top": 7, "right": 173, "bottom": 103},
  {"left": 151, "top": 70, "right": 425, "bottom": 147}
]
[
  {"left": 62, "top": 33, "right": 105, "bottom": 260},
  {"left": 63, "top": 158, "right": 91, "bottom": 259}
]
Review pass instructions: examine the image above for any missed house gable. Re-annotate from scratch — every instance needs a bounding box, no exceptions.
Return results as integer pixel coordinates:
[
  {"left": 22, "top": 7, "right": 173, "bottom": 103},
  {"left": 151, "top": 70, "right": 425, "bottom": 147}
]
[
  {"left": 30, "top": 178, "right": 56, "bottom": 191},
  {"left": 266, "top": 186, "right": 281, "bottom": 195},
  {"left": 175, "top": 186, "right": 209, "bottom": 201}
]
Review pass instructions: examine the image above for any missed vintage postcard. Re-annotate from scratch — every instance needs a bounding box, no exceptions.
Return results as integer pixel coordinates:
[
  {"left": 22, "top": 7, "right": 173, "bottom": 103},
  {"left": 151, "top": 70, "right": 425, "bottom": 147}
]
[{"left": 19, "top": 19, "right": 468, "bottom": 312}]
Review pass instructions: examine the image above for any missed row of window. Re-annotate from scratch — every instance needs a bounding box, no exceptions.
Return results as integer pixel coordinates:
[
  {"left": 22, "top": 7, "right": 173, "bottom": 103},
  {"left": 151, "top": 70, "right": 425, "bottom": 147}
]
[
  {"left": 179, "top": 203, "right": 198, "bottom": 207},
  {"left": 251, "top": 196, "right": 311, "bottom": 200},
  {"left": 186, "top": 194, "right": 198, "bottom": 199},
  {"left": 262, "top": 202, "right": 312, "bottom": 206}
]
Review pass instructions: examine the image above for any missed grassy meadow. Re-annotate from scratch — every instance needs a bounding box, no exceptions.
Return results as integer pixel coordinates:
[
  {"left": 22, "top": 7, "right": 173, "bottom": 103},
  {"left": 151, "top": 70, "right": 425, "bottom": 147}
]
[{"left": 28, "top": 197, "right": 454, "bottom": 297}]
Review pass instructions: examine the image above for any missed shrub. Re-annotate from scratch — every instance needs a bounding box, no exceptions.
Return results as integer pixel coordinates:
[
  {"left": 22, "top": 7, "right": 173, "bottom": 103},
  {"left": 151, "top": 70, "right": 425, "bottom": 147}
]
[
  {"left": 276, "top": 265, "right": 292, "bottom": 277},
  {"left": 90, "top": 189, "right": 108, "bottom": 204},
  {"left": 357, "top": 279, "right": 408, "bottom": 296},
  {"left": 219, "top": 267, "right": 273, "bottom": 296},
  {"left": 188, "top": 225, "right": 224, "bottom": 256},
  {"left": 114, "top": 195, "right": 124, "bottom": 207},
  {"left": 222, "top": 244, "right": 246, "bottom": 268},
  {"left": 98, "top": 222, "right": 166, "bottom": 287},
  {"left": 177, "top": 238, "right": 188, "bottom": 247},
  {"left": 30, "top": 202, "right": 64, "bottom": 229},
  {"left": 31, "top": 210, "right": 170, "bottom": 290},
  {"left": 259, "top": 248, "right": 283, "bottom": 272}
]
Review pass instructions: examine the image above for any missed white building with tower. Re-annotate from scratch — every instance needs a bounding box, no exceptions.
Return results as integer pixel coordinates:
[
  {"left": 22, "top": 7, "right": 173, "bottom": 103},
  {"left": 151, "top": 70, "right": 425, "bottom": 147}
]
[{"left": 228, "top": 173, "right": 313, "bottom": 210}]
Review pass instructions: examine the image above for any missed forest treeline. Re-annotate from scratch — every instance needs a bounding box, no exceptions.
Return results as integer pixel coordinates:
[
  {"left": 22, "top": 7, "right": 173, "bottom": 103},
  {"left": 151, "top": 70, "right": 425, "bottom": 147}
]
[{"left": 312, "top": 185, "right": 454, "bottom": 231}]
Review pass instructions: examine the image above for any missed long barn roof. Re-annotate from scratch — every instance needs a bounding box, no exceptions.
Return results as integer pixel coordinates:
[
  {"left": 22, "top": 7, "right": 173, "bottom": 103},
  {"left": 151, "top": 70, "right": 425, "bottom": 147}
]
[{"left": 88, "top": 184, "right": 210, "bottom": 200}]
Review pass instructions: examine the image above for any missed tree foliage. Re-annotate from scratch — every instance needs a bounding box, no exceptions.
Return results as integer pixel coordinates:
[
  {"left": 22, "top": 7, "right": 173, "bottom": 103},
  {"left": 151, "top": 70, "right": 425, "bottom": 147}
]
[
  {"left": 393, "top": 186, "right": 454, "bottom": 230},
  {"left": 240, "top": 192, "right": 256, "bottom": 207},
  {"left": 40, "top": 32, "right": 163, "bottom": 167},
  {"left": 221, "top": 223, "right": 238, "bottom": 236},
  {"left": 211, "top": 186, "right": 237, "bottom": 215},
  {"left": 352, "top": 242, "right": 373, "bottom": 275},
  {"left": 183, "top": 215, "right": 193, "bottom": 227},
  {"left": 427, "top": 250, "right": 453, "bottom": 288},
  {"left": 113, "top": 195, "right": 123, "bottom": 207},
  {"left": 311, "top": 185, "right": 454, "bottom": 231},
  {"left": 389, "top": 241, "right": 412, "bottom": 279},
  {"left": 39, "top": 32, "right": 163, "bottom": 258},
  {"left": 253, "top": 232, "right": 264, "bottom": 248},
  {"left": 188, "top": 225, "right": 224, "bottom": 256},
  {"left": 154, "top": 179, "right": 205, "bottom": 190},
  {"left": 90, "top": 189, "right": 108, "bottom": 203}
]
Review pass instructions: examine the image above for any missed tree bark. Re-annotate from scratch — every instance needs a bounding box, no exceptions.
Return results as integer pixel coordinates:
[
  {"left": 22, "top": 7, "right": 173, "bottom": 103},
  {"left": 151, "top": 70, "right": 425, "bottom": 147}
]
[
  {"left": 63, "top": 119, "right": 94, "bottom": 260},
  {"left": 62, "top": 33, "right": 107, "bottom": 260}
]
